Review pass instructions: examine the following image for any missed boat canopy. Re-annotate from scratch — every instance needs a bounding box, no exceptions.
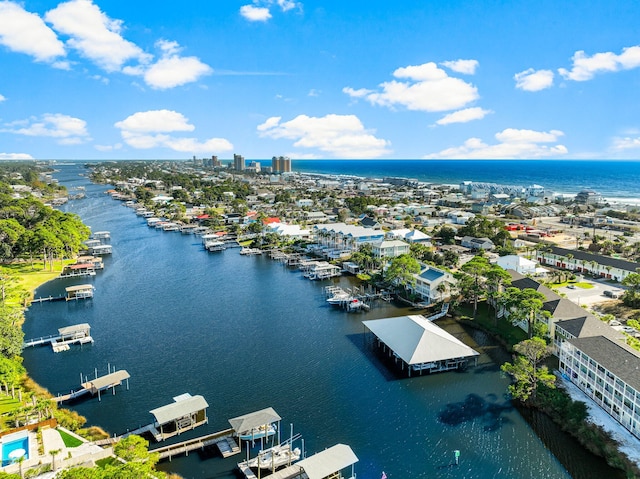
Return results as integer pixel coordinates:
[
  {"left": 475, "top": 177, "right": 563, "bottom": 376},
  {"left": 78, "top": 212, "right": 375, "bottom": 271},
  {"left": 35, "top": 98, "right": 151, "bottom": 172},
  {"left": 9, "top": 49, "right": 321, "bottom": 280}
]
[
  {"left": 296, "top": 444, "right": 358, "bottom": 479},
  {"left": 150, "top": 393, "right": 209, "bottom": 426},
  {"left": 363, "top": 315, "right": 479, "bottom": 365},
  {"left": 228, "top": 407, "right": 281, "bottom": 435},
  {"left": 58, "top": 323, "right": 90, "bottom": 336}
]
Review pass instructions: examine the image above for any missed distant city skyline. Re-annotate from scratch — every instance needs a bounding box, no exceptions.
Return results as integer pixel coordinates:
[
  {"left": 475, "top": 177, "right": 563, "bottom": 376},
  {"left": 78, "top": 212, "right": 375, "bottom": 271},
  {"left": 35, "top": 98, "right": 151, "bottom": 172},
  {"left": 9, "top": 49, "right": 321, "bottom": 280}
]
[{"left": 1, "top": 0, "right": 640, "bottom": 160}]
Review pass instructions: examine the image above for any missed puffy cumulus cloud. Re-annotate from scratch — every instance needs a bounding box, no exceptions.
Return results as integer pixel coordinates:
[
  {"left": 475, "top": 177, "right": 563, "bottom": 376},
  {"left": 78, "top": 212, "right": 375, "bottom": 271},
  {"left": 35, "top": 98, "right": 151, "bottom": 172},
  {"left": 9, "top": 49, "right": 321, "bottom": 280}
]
[
  {"left": 115, "top": 110, "right": 232, "bottom": 154},
  {"left": 0, "top": 153, "right": 35, "bottom": 160},
  {"left": 440, "top": 59, "right": 478, "bottom": 75},
  {"left": 435, "top": 107, "right": 492, "bottom": 126},
  {"left": 257, "top": 114, "right": 391, "bottom": 158},
  {"left": 344, "top": 62, "right": 479, "bottom": 113},
  {"left": 1, "top": 113, "right": 90, "bottom": 144},
  {"left": 142, "top": 40, "right": 212, "bottom": 90},
  {"left": 0, "top": 94, "right": 5, "bottom": 102},
  {"left": 44, "top": 0, "right": 151, "bottom": 72},
  {"left": 514, "top": 68, "right": 554, "bottom": 91},
  {"left": 114, "top": 110, "right": 195, "bottom": 133},
  {"left": 558, "top": 46, "right": 640, "bottom": 81},
  {"left": 0, "top": 1, "right": 66, "bottom": 62},
  {"left": 240, "top": 0, "right": 301, "bottom": 21},
  {"left": 424, "top": 128, "right": 567, "bottom": 159},
  {"left": 240, "top": 5, "right": 272, "bottom": 21}
]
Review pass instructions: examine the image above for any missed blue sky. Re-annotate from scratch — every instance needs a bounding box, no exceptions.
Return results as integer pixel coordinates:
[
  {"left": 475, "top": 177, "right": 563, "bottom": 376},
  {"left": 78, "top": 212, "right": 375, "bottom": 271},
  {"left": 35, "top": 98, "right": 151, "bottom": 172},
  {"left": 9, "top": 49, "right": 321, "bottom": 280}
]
[{"left": 1, "top": 0, "right": 640, "bottom": 160}]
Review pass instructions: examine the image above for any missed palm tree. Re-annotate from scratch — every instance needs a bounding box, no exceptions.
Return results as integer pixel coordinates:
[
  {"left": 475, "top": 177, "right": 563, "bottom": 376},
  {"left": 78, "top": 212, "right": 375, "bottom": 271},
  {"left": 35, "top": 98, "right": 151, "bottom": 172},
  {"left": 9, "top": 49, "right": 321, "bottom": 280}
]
[{"left": 50, "top": 448, "right": 61, "bottom": 471}]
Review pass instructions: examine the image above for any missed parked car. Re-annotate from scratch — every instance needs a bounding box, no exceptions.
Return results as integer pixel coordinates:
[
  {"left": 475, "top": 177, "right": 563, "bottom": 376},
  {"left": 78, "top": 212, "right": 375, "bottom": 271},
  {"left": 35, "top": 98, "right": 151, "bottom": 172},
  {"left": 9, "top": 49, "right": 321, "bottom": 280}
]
[{"left": 603, "top": 290, "right": 620, "bottom": 298}]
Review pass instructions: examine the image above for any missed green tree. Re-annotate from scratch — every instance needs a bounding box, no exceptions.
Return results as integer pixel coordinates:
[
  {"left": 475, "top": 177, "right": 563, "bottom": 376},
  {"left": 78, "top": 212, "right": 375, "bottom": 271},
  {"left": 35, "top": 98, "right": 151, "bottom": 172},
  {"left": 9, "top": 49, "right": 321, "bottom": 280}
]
[
  {"left": 384, "top": 254, "right": 421, "bottom": 291},
  {"left": 622, "top": 272, "right": 640, "bottom": 308},
  {"left": 485, "top": 266, "right": 512, "bottom": 323},
  {"left": 502, "top": 287, "right": 549, "bottom": 338},
  {"left": 460, "top": 255, "right": 491, "bottom": 319},
  {"left": 501, "top": 337, "right": 556, "bottom": 403}
]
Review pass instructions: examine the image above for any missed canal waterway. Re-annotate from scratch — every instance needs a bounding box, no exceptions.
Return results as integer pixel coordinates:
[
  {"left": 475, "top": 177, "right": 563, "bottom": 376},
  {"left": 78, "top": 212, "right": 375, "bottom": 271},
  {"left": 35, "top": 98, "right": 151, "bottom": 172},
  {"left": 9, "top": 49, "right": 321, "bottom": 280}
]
[{"left": 22, "top": 164, "right": 621, "bottom": 479}]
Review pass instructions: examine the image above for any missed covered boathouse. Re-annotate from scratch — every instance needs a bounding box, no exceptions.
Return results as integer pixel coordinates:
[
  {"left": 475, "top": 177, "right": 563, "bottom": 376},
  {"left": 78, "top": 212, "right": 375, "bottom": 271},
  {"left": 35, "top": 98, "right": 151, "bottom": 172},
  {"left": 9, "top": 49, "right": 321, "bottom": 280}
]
[
  {"left": 363, "top": 315, "right": 479, "bottom": 376},
  {"left": 149, "top": 393, "right": 209, "bottom": 441},
  {"left": 229, "top": 407, "right": 281, "bottom": 449},
  {"left": 294, "top": 443, "right": 358, "bottom": 479}
]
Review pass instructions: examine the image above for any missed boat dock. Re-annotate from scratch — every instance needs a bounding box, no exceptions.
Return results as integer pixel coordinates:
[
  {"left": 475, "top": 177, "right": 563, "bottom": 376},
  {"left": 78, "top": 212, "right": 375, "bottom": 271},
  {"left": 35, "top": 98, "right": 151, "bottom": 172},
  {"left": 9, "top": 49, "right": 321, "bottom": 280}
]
[
  {"left": 149, "top": 428, "right": 239, "bottom": 461},
  {"left": 23, "top": 323, "right": 93, "bottom": 352},
  {"left": 65, "top": 284, "right": 95, "bottom": 301},
  {"left": 53, "top": 369, "right": 130, "bottom": 403}
]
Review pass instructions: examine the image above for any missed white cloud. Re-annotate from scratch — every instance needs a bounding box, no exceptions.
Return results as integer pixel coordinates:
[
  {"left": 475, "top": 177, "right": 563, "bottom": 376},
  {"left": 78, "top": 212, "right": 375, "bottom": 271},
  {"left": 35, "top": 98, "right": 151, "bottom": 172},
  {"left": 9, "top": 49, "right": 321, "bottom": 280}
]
[
  {"left": 344, "top": 61, "right": 479, "bottom": 112},
  {"left": 0, "top": 153, "right": 35, "bottom": 160},
  {"left": 240, "top": 0, "right": 301, "bottom": 21},
  {"left": 558, "top": 46, "right": 640, "bottom": 81},
  {"left": 44, "top": 0, "right": 151, "bottom": 72},
  {"left": 0, "top": 1, "right": 66, "bottom": 62},
  {"left": 115, "top": 110, "right": 195, "bottom": 133},
  {"left": 611, "top": 136, "right": 640, "bottom": 151},
  {"left": 0, "top": 94, "right": 5, "bottom": 102},
  {"left": 424, "top": 128, "right": 567, "bottom": 159},
  {"left": 1, "top": 113, "right": 90, "bottom": 144},
  {"left": 514, "top": 68, "right": 554, "bottom": 91},
  {"left": 143, "top": 40, "right": 212, "bottom": 89},
  {"left": 441, "top": 59, "right": 478, "bottom": 75},
  {"left": 257, "top": 114, "right": 391, "bottom": 158},
  {"left": 115, "top": 110, "right": 233, "bottom": 154},
  {"left": 435, "top": 107, "right": 492, "bottom": 126},
  {"left": 240, "top": 5, "right": 272, "bottom": 22}
]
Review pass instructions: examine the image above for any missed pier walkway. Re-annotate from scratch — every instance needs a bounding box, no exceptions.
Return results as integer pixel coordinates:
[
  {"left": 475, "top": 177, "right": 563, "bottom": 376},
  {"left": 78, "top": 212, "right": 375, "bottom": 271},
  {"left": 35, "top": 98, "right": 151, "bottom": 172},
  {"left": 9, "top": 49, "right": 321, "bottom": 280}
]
[
  {"left": 151, "top": 428, "right": 239, "bottom": 460},
  {"left": 53, "top": 370, "right": 130, "bottom": 403}
]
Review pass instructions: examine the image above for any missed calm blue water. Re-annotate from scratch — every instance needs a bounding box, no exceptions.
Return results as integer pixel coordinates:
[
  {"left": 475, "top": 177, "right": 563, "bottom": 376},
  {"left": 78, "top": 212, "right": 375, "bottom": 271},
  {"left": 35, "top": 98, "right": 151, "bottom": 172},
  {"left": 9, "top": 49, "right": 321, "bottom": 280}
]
[
  {"left": 20, "top": 164, "right": 623, "bottom": 479},
  {"left": 292, "top": 159, "right": 640, "bottom": 200}
]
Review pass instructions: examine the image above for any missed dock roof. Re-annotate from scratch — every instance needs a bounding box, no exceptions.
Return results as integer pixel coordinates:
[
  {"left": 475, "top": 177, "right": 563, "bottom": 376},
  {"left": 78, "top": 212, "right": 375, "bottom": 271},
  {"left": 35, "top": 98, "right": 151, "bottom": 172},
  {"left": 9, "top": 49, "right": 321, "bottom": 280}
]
[
  {"left": 58, "top": 323, "right": 90, "bottom": 335},
  {"left": 65, "top": 284, "right": 95, "bottom": 292},
  {"left": 228, "top": 407, "right": 281, "bottom": 434},
  {"left": 363, "top": 315, "right": 479, "bottom": 365},
  {"left": 296, "top": 444, "right": 358, "bottom": 479},
  {"left": 150, "top": 393, "right": 209, "bottom": 425},
  {"left": 83, "top": 370, "right": 130, "bottom": 391}
]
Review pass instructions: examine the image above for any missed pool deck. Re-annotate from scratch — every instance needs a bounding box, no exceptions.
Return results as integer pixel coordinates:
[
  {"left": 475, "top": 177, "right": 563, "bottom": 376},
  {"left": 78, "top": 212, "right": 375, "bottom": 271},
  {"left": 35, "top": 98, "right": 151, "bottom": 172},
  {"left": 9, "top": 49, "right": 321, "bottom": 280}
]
[{"left": 42, "top": 428, "right": 66, "bottom": 455}]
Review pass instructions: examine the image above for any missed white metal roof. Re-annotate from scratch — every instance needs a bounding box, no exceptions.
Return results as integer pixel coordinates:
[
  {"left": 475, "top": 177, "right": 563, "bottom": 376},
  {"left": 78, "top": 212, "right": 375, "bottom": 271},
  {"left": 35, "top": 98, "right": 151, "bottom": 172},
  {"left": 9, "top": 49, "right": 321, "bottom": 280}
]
[
  {"left": 228, "top": 407, "right": 281, "bottom": 434},
  {"left": 363, "top": 315, "right": 479, "bottom": 365},
  {"left": 150, "top": 393, "right": 209, "bottom": 425},
  {"left": 58, "top": 323, "right": 90, "bottom": 335},
  {"left": 296, "top": 444, "right": 358, "bottom": 479}
]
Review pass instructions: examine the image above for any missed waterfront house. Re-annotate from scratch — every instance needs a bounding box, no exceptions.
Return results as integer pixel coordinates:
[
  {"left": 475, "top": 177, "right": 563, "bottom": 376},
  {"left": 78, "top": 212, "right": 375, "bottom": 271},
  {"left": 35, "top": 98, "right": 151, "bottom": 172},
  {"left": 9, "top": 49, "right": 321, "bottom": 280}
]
[
  {"left": 313, "top": 223, "right": 385, "bottom": 252},
  {"left": 371, "top": 239, "right": 410, "bottom": 259},
  {"left": 558, "top": 336, "right": 640, "bottom": 440},
  {"left": 408, "top": 265, "right": 455, "bottom": 304}
]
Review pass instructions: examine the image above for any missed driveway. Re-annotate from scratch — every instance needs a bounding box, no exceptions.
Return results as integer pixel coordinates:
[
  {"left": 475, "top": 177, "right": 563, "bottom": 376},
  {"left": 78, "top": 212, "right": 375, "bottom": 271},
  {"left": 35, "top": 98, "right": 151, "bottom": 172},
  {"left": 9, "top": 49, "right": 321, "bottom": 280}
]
[{"left": 558, "top": 279, "right": 624, "bottom": 307}]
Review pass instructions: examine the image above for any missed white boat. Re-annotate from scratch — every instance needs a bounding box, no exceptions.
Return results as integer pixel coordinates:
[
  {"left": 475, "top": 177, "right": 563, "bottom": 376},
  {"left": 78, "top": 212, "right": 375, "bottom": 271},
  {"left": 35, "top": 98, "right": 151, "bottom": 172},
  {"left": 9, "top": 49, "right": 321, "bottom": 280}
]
[
  {"left": 246, "top": 443, "right": 301, "bottom": 470},
  {"left": 238, "top": 423, "right": 276, "bottom": 441},
  {"left": 205, "top": 240, "right": 227, "bottom": 252},
  {"left": 326, "top": 292, "right": 353, "bottom": 305}
]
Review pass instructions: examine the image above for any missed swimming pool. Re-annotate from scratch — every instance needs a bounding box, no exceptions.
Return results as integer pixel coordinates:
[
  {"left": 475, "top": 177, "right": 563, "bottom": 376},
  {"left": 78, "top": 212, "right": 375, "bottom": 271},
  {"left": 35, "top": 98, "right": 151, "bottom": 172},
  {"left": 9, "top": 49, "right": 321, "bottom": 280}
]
[{"left": 1, "top": 434, "right": 29, "bottom": 466}]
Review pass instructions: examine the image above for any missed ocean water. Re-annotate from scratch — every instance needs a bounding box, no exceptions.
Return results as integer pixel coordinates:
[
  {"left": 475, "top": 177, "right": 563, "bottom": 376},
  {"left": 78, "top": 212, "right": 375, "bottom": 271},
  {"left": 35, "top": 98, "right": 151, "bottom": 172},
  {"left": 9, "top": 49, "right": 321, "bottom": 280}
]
[
  {"left": 291, "top": 159, "right": 640, "bottom": 200},
  {"left": 20, "top": 163, "right": 625, "bottom": 479}
]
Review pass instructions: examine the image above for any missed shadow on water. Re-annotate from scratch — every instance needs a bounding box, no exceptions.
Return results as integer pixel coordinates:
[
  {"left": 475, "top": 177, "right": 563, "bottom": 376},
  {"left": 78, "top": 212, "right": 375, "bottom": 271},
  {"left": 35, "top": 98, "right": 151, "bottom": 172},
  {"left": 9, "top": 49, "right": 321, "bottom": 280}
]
[
  {"left": 438, "top": 393, "right": 514, "bottom": 432},
  {"left": 345, "top": 333, "right": 402, "bottom": 382}
]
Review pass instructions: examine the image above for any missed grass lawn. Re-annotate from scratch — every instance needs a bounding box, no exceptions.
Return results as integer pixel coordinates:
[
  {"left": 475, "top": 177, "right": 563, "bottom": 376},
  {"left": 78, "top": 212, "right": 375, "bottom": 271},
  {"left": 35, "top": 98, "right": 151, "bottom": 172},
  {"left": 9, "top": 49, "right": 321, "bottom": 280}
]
[
  {"left": 456, "top": 302, "right": 528, "bottom": 347},
  {"left": 547, "top": 281, "right": 594, "bottom": 289},
  {"left": 58, "top": 428, "right": 84, "bottom": 448},
  {"left": 0, "top": 395, "right": 21, "bottom": 415},
  {"left": 2, "top": 260, "right": 73, "bottom": 306}
]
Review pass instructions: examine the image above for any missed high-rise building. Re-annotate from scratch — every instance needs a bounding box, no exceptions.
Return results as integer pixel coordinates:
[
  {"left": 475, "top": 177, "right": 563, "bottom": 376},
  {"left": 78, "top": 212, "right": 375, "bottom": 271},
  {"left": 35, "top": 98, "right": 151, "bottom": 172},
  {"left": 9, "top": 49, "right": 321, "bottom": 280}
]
[
  {"left": 233, "top": 154, "right": 245, "bottom": 171},
  {"left": 271, "top": 156, "right": 291, "bottom": 173}
]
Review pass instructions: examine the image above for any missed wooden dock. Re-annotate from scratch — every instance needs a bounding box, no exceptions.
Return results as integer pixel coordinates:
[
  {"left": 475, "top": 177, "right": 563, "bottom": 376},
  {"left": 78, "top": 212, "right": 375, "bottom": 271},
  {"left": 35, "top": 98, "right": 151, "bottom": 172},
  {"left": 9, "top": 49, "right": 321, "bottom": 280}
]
[
  {"left": 151, "top": 428, "right": 239, "bottom": 460},
  {"left": 238, "top": 463, "right": 304, "bottom": 479},
  {"left": 54, "top": 369, "right": 130, "bottom": 403},
  {"left": 23, "top": 323, "right": 94, "bottom": 352}
]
